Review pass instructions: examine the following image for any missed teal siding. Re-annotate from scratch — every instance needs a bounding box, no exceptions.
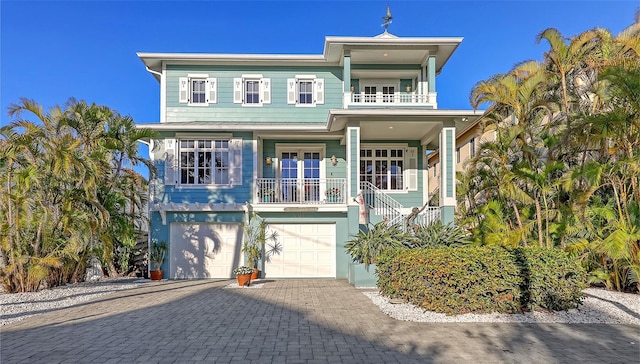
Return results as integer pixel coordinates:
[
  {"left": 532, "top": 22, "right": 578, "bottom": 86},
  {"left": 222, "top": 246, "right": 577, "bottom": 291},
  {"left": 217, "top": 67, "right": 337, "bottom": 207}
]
[
  {"left": 400, "top": 79, "right": 412, "bottom": 92},
  {"left": 428, "top": 56, "right": 436, "bottom": 92},
  {"left": 261, "top": 139, "right": 346, "bottom": 179},
  {"left": 351, "top": 79, "right": 360, "bottom": 93},
  {"left": 152, "top": 132, "right": 254, "bottom": 204},
  {"left": 326, "top": 141, "right": 347, "bottom": 178},
  {"left": 445, "top": 129, "right": 454, "bottom": 198},
  {"left": 165, "top": 65, "right": 342, "bottom": 123},
  {"left": 441, "top": 206, "right": 454, "bottom": 224}
]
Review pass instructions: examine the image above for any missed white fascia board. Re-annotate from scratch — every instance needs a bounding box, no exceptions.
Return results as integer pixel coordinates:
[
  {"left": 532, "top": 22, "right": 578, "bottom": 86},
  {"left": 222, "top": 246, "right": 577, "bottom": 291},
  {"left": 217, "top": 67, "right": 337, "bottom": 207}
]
[
  {"left": 329, "top": 108, "right": 484, "bottom": 118},
  {"left": 136, "top": 123, "right": 329, "bottom": 132},
  {"left": 137, "top": 52, "right": 331, "bottom": 70}
]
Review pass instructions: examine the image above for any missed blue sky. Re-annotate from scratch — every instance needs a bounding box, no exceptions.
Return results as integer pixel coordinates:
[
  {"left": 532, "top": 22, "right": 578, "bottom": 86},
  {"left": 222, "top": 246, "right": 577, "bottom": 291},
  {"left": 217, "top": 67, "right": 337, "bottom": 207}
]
[{"left": 1, "top": 0, "right": 636, "bottom": 169}]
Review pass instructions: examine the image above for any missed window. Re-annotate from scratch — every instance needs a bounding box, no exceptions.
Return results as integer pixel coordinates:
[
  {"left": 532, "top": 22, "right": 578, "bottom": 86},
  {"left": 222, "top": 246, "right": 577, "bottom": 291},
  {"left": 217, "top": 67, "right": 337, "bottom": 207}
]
[
  {"left": 299, "top": 81, "right": 313, "bottom": 104},
  {"left": 456, "top": 147, "right": 461, "bottom": 163},
  {"left": 470, "top": 137, "right": 476, "bottom": 157},
  {"left": 287, "top": 76, "right": 324, "bottom": 106},
  {"left": 179, "top": 139, "right": 229, "bottom": 185},
  {"left": 245, "top": 80, "right": 260, "bottom": 104},
  {"left": 163, "top": 137, "right": 242, "bottom": 186},
  {"left": 234, "top": 75, "right": 271, "bottom": 106},
  {"left": 178, "top": 76, "right": 217, "bottom": 105},
  {"left": 360, "top": 148, "right": 405, "bottom": 191}
]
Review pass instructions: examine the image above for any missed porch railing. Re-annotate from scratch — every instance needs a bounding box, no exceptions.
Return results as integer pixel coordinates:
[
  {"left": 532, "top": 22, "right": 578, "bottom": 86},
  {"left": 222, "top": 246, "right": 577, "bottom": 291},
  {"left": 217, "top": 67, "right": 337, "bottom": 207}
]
[
  {"left": 256, "top": 178, "right": 346, "bottom": 204},
  {"left": 350, "top": 92, "right": 431, "bottom": 105},
  {"left": 359, "top": 181, "right": 404, "bottom": 225},
  {"left": 360, "top": 181, "right": 441, "bottom": 229}
]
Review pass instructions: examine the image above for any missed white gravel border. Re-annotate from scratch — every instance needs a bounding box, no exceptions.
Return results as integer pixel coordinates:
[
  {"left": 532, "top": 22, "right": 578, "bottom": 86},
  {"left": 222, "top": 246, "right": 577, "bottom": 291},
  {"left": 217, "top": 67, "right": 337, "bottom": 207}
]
[
  {"left": 1, "top": 278, "right": 148, "bottom": 326},
  {"left": 364, "top": 288, "right": 640, "bottom": 324}
]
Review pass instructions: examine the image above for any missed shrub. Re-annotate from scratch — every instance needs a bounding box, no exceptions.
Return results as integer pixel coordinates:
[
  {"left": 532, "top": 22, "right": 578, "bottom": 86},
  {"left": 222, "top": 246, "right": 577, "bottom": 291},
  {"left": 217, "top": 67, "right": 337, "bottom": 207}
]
[
  {"left": 514, "top": 247, "right": 587, "bottom": 311},
  {"left": 345, "top": 222, "right": 407, "bottom": 269},
  {"left": 376, "top": 246, "right": 588, "bottom": 314},
  {"left": 377, "top": 246, "right": 522, "bottom": 314},
  {"left": 408, "top": 221, "right": 472, "bottom": 248}
]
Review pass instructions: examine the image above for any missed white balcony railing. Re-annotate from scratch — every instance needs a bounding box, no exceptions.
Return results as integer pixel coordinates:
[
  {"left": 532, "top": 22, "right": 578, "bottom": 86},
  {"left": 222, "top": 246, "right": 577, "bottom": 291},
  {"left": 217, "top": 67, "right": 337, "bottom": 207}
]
[
  {"left": 348, "top": 92, "right": 434, "bottom": 105},
  {"left": 255, "top": 178, "right": 346, "bottom": 204}
]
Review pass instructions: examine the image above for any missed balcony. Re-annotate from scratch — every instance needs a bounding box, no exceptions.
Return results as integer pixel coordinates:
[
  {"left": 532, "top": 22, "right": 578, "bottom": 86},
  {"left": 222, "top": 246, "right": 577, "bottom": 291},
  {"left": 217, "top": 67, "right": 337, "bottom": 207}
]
[
  {"left": 255, "top": 178, "right": 347, "bottom": 205},
  {"left": 345, "top": 91, "right": 437, "bottom": 108}
]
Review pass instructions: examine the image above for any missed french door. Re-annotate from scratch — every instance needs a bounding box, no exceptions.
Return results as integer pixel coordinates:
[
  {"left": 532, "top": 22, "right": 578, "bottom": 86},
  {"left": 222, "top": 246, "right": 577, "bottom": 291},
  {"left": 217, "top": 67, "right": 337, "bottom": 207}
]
[{"left": 280, "top": 151, "right": 321, "bottom": 203}]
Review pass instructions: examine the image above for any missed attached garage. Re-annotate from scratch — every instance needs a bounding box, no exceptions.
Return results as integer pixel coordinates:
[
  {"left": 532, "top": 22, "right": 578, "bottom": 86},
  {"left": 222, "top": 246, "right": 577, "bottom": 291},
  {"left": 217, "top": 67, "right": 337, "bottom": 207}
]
[
  {"left": 169, "top": 223, "right": 243, "bottom": 279},
  {"left": 265, "top": 223, "right": 336, "bottom": 278}
]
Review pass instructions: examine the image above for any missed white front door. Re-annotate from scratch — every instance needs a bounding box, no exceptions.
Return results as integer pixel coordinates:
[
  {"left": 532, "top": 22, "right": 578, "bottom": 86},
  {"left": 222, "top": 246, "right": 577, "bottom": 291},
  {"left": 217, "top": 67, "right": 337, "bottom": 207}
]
[
  {"left": 169, "top": 223, "right": 243, "bottom": 279},
  {"left": 264, "top": 224, "right": 336, "bottom": 278}
]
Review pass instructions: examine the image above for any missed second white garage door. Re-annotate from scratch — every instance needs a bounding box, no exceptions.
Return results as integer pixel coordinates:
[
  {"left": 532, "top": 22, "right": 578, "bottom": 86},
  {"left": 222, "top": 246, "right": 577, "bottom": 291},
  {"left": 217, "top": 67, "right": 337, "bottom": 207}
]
[
  {"left": 169, "top": 223, "right": 243, "bottom": 279},
  {"left": 265, "top": 224, "right": 336, "bottom": 278}
]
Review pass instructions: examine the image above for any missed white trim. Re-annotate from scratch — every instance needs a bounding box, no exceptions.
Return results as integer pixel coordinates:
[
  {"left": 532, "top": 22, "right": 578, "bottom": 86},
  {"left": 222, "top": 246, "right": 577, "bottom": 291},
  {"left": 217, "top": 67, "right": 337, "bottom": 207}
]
[
  {"left": 346, "top": 127, "right": 360, "bottom": 200},
  {"left": 241, "top": 73, "right": 263, "bottom": 78},
  {"left": 294, "top": 74, "right": 316, "bottom": 79},
  {"left": 187, "top": 73, "right": 209, "bottom": 78},
  {"left": 252, "top": 205, "right": 348, "bottom": 213},
  {"left": 160, "top": 62, "right": 166, "bottom": 123},
  {"left": 175, "top": 132, "right": 233, "bottom": 138}
]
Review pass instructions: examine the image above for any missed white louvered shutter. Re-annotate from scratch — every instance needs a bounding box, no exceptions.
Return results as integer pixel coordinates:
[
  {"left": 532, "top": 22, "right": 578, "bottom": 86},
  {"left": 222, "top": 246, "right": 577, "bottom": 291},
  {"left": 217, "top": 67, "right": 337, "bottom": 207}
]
[
  {"left": 207, "top": 78, "right": 217, "bottom": 104},
  {"left": 406, "top": 147, "right": 418, "bottom": 191},
  {"left": 233, "top": 78, "right": 243, "bottom": 103},
  {"left": 179, "top": 77, "right": 189, "bottom": 103},
  {"left": 229, "top": 139, "right": 243, "bottom": 185},
  {"left": 261, "top": 78, "right": 271, "bottom": 104},
  {"left": 164, "top": 138, "right": 178, "bottom": 185},
  {"left": 287, "top": 78, "right": 297, "bottom": 104},
  {"left": 315, "top": 78, "right": 324, "bottom": 105}
]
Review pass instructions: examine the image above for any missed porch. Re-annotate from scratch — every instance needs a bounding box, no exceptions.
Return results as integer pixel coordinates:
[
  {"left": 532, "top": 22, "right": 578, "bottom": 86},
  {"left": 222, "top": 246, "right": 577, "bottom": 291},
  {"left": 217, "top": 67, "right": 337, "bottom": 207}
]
[{"left": 255, "top": 178, "right": 347, "bottom": 204}]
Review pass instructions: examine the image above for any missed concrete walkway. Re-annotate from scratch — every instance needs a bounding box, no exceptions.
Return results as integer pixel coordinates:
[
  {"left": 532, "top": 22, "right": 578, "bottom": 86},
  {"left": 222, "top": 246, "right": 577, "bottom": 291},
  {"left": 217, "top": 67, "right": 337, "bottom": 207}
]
[{"left": 1, "top": 279, "right": 638, "bottom": 363}]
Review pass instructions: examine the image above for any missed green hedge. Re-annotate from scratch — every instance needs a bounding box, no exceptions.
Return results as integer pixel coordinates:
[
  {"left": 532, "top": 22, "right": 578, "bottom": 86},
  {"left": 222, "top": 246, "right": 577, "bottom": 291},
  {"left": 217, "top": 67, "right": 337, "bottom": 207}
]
[
  {"left": 376, "top": 246, "right": 586, "bottom": 314},
  {"left": 514, "top": 247, "right": 587, "bottom": 311}
]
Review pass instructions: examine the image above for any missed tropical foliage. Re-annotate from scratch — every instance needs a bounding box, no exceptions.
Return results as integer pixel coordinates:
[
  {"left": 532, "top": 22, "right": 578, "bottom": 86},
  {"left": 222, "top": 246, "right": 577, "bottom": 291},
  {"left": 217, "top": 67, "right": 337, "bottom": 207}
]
[
  {"left": 460, "top": 14, "right": 640, "bottom": 291},
  {"left": 0, "top": 98, "right": 156, "bottom": 292}
]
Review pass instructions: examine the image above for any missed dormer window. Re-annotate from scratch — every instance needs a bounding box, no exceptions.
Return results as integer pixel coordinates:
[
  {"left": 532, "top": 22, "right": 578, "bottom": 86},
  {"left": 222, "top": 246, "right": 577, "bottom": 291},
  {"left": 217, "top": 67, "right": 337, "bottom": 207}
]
[{"left": 287, "top": 76, "right": 325, "bottom": 107}]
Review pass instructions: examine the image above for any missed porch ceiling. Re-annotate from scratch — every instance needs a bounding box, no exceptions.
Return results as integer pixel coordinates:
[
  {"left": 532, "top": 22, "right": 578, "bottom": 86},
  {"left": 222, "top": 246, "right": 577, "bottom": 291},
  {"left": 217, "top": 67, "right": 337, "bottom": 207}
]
[{"left": 328, "top": 109, "right": 484, "bottom": 146}]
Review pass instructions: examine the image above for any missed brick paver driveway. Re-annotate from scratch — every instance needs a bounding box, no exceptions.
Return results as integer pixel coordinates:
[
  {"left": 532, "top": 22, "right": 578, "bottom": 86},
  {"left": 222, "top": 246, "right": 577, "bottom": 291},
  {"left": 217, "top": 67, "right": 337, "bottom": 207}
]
[{"left": 1, "top": 279, "right": 639, "bottom": 363}]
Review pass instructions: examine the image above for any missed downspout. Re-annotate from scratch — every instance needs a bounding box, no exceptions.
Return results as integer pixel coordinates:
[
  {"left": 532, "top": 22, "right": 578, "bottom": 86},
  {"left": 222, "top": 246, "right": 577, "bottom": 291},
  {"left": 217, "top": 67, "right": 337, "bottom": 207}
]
[{"left": 145, "top": 66, "right": 162, "bottom": 78}]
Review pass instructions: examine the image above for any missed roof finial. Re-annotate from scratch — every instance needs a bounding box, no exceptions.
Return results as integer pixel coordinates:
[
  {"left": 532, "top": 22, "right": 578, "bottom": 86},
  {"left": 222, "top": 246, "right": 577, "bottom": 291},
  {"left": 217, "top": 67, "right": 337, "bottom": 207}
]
[{"left": 381, "top": 5, "right": 393, "bottom": 32}]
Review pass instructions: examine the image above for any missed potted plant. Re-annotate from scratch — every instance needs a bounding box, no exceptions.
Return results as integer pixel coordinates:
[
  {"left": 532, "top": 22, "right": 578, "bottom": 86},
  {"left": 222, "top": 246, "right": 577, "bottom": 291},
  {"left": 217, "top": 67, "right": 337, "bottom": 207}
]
[
  {"left": 258, "top": 186, "right": 276, "bottom": 202},
  {"left": 325, "top": 187, "right": 341, "bottom": 203},
  {"left": 243, "top": 215, "right": 279, "bottom": 279},
  {"left": 233, "top": 266, "right": 254, "bottom": 286},
  {"left": 149, "top": 240, "right": 167, "bottom": 281}
]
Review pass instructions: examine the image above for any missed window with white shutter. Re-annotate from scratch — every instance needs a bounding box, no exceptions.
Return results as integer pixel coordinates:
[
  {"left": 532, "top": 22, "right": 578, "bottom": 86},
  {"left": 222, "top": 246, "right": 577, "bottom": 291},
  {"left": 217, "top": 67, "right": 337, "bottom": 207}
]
[
  {"left": 287, "top": 75, "right": 324, "bottom": 107},
  {"left": 178, "top": 75, "right": 217, "bottom": 106},
  {"left": 234, "top": 75, "right": 269, "bottom": 106},
  {"left": 174, "top": 137, "right": 242, "bottom": 187}
]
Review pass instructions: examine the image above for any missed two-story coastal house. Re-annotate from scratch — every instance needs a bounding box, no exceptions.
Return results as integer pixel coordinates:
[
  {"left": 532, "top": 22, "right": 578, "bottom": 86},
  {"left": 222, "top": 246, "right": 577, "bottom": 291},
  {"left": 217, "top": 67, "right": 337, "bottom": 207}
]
[{"left": 137, "top": 30, "right": 483, "bottom": 281}]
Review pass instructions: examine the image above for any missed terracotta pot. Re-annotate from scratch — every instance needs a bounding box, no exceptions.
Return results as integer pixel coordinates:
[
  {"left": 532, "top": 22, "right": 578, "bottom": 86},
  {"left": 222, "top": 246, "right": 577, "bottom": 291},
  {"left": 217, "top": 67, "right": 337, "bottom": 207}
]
[
  {"left": 237, "top": 273, "right": 251, "bottom": 287},
  {"left": 150, "top": 270, "right": 163, "bottom": 281},
  {"left": 251, "top": 268, "right": 259, "bottom": 280}
]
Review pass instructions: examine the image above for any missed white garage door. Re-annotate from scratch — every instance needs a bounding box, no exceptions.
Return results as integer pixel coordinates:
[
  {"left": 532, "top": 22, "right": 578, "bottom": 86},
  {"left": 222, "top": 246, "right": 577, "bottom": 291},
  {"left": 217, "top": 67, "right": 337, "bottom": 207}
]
[
  {"left": 265, "top": 224, "right": 336, "bottom": 278},
  {"left": 169, "top": 223, "right": 243, "bottom": 279}
]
